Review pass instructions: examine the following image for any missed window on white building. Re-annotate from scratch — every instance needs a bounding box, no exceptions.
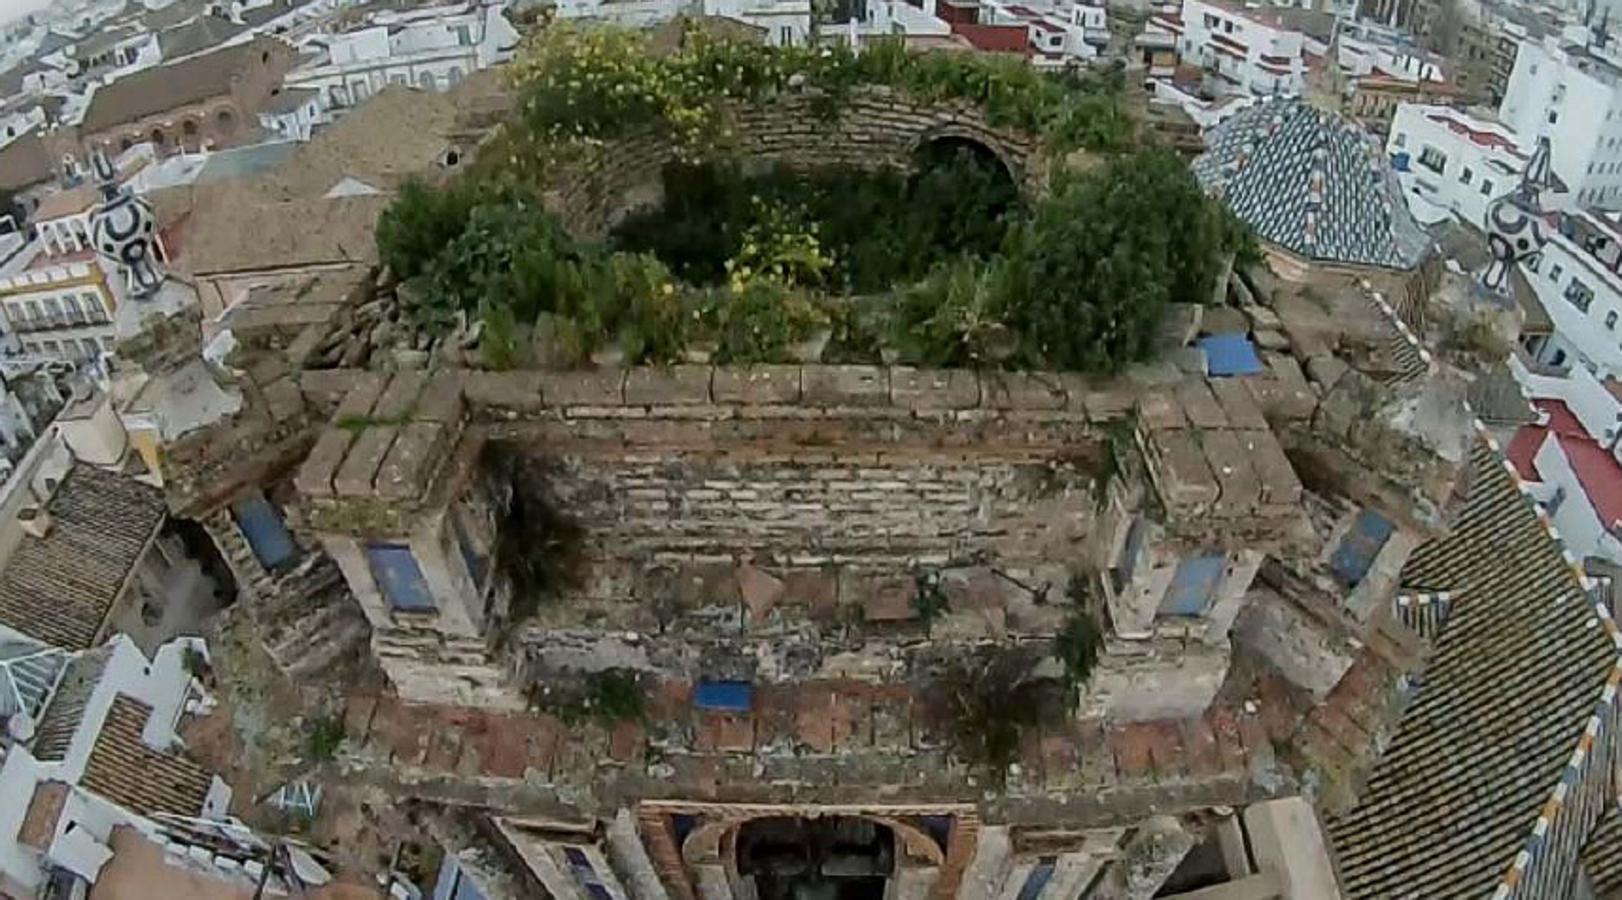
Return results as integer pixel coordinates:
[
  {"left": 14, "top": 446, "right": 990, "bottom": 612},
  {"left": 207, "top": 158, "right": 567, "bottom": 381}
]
[
  {"left": 1481, "top": 179, "right": 1493, "bottom": 195},
  {"left": 779, "top": 25, "right": 794, "bottom": 45},
  {"left": 41, "top": 297, "right": 60, "bottom": 323},
  {"left": 22, "top": 342, "right": 37, "bottom": 354},
  {"left": 1203, "top": 13, "right": 1218, "bottom": 26},
  {"left": 452, "top": 24, "right": 472, "bottom": 45},
  {"left": 60, "top": 295, "right": 81, "bottom": 323},
  {"left": 41, "top": 340, "right": 58, "bottom": 355},
  {"left": 1461, "top": 167, "right": 1473, "bottom": 185},
  {"left": 82, "top": 293, "right": 104, "bottom": 322},
  {"left": 23, "top": 300, "right": 39, "bottom": 322},
  {"left": 78, "top": 338, "right": 97, "bottom": 357},
  {"left": 1417, "top": 145, "right": 1447, "bottom": 174},
  {"left": 1550, "top": 111, "right": 1560, "bottom": 124},
  {"left": 1607, "top": 310, "right": 1617, "bottom": 330},
  {"left": 1394, "top": 132, "right": 1407, "bottom": 148},
  {"left": 1567, "top": 278, "right": 1595, "bottom": 312},
  {"left": 1526, "top": 255, "right": 1540, "bottom": 272},
  {"left": 1551, "top": 263, "right": 1564, "bottom": 281}
]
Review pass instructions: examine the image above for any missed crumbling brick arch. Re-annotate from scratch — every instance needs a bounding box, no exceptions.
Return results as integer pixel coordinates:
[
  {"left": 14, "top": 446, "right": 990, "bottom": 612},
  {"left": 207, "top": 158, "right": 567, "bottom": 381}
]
[
  {"left": 547, "top": 87, "right": 1046, "bottom": 240},
  {"left": 908, "top": 124, "right": 1031, "bottom": 196}
]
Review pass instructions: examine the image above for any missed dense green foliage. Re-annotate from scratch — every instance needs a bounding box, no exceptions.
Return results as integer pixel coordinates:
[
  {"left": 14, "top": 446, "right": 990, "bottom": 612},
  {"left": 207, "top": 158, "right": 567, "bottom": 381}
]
[
  {"left": 373, "top": 25, "right": 1255, "bottom": 374},
  {"left": 995, "top": 151, "right": 1255, "bottom": 371},
  {"left": 509, "top": 23, "right": 1133, "bottom": 154},
  {"left": 612, "top": 146, "right": 1020, "bottom": 293}
]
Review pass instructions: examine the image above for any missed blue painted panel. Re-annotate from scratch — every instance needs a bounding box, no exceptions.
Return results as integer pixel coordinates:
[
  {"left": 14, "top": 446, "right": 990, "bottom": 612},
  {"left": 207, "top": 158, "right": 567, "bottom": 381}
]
[
  {"left": 433, "top": 859, "right": 488, "bottom": 900},
  {"left": 693, "top": 680, "right": 753, "bottom": 712},
  {"left": 1197, "top": 333, "right": 1264, "bottom": 377},
  {"left": 1330, "top": 509, "right": 1396, "bottom": 588},
  {"left": 366, "top": 543, "right": 436, "bottom": 612},
  {"left": 232, "top": 496, "right": 297, "bottom": 570},
  {"left": 1015, "top": 860, "right": 1057, "bottom": 900},
  {"left": 1159, "top": 554, "right": 1226, "bottom": 618}
]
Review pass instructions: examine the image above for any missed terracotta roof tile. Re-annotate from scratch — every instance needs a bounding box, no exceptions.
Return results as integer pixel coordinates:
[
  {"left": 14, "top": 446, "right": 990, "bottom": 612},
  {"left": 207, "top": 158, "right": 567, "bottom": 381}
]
[
  {"left": 81, "top": 695, "right": 214, "bottom": 819},
  {"left": 0, "top": 465, "right": 166, "bottom": 650},
  {"left": 1326, "top": 442, "right": 1619, "bottom": 898},
  {"left": 79, "top": 36, "right": 283, "bottom": 136}
]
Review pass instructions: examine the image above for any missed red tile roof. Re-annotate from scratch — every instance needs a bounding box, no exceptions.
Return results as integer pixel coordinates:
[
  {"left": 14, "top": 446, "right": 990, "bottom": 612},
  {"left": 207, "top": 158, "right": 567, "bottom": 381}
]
[
  {"left": 949, "top": 22, "right": 1031, "bottom": 53},
  {"left": 1512, "top": 399, "right": 1622, "bottom": 528},
  {"left": 1423, "top": 111, "right": 1526, "bottom": 159}
]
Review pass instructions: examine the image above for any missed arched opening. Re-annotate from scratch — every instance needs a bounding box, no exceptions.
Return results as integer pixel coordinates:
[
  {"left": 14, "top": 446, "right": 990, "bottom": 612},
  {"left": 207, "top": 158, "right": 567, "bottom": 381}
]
[
  {"left": 149, "top": 127, "right": 166, "bottom": 150},
  {"left": 119, "top": 137, "right": 133, "bottom": 152},
  {"left": 418, "top": 71, "right": 436, "bottom": 91},
  {"left": 447, "top": 66, "right": 464, "bottom": 86},
  {"left": 215, "top": 108, "right": 237, "bottom": 136},
  {"left": 735, "top": 817, "right": 895, "bottom": 900},
  {"left": 182, "top": 119, "right": 198, "bottom": 138}
]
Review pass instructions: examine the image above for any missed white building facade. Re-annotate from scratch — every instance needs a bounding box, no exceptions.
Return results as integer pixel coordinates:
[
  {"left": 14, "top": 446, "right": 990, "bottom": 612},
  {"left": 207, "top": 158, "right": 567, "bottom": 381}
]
[
  {"left": 1501, "top": 37, "right": 1622, "bottom": 209},
  {"left": 1387, "top": 102, "right": 1527, "bottom": 229},
  {"left": 1143, "top": 0, "right": 1308, "bottom": 97},
  {"left": 286, "top": 1, "right": 518, "bottom": 113},
  {"left": 1519, "top": 209, "right": 1622, "bottom": 380},
  {"left": 0, "top": 635, "right": 231, "bottom": 897}
]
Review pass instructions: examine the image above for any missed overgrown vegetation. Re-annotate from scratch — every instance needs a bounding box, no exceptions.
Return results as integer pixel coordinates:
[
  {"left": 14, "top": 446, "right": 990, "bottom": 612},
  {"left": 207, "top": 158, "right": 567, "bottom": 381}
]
[
  {"left": 1055, "top": 605, "right": 1104, "bottom": 706},
  {"left": 374, "top": 24, "right": 1255, "bottom": 374},
  {"left": 528, "top": 669, "right": 647, "bottom": 725},
  {"left": 486, "top": 448, "right": 583, "bottom": 633},
  {"left": 305, "top": 714, "right": 346, "bottom": 763},
  {"left": 934, "top": 648, "right": 1063, "bottom": 786},
  {"left": 508, "top": 23, "right": 1133, "bottom": 155}
]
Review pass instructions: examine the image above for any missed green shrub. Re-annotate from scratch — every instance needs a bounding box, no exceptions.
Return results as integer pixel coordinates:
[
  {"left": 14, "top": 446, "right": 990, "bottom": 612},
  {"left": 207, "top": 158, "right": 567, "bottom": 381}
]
[
  {"left": 306, "top": 714, "right": 345, "bottom": 763},
  {"left": 375, "top": 178, "right": 480, "bottom": 281},
  {"left": 506, "top": 23, "right": 1132, "bottom": 154},
  {"left": 1000, "top": 150, "right": 1245, "bottom": 372}
]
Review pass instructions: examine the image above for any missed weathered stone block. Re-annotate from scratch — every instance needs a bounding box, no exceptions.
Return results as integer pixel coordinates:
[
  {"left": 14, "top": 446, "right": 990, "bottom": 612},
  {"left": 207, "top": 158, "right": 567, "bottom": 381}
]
[
  {"left": 1174, "top": 379, "right": 1227, "bottom": 430},
  {"left": 738, "top": 564, "right": 785, "bottom": 622},
  {"left": 462, "top": 371, "right": 545, "bottom": 412},
  {"left": 1242, "top": 429, "right": 1303, "bottom": 509},
  {"left": 1137, "top": 389, "right": 1187, "bottom": 431},
  {"left": 890, "top": 367, "right": 979, "bottom": 410},
  {"left": 1200, "top": 428, "right": 1260, "bottom": 517},
  {"left": 333, "top": 371, "right": 389, "bottom": 421},
  {"left": 374, "top": 371, "right": 428, "bottom": 420},
  {"left": 625, "top": 366, "right": 712, "bottom": 406},
  {"left": 803, "top": 365, "right": 889, "bottom": 407},
  {"left": 982, "top": 372, "right": 1067, "bottom": 410},
  {"left": 294, "top": 427, "right": 354, "bottom": 498},
  {"left": 262, "top": 376, "right": 305, "bottom": 424},
  {"left": 713, "top": 365, "right": 801, "bottom": 405},
  {"left": 1150, "top": 430, "right": 1218, "bottom": 511},
  {"left": 375, "top": 422, "right": 445, "bottom": 501},
  {"left": 1208, "top": 376, "right": 1268, "bottom": 429},
  {"left": 299, "top": 369, "right": 363, "bottom": 406},
  {"left": 334, "top": 426, "right": 398, "bottom": 497},
  {"left": 415, "top": 375, "right": 465, "bottom": 423},
  {"left": 543, "top": 370, "right": 626, "bottom": 406}
]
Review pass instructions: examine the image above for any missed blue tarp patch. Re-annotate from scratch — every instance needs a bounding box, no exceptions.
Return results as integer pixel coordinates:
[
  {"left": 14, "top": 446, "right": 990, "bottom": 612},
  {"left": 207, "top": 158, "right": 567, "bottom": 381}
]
[
  {"left": 232, "top": 495, "right": 296, "bottom": 570},
  {"left": 1330, "top": 509, "right": 1396, "bottom": 588},
  {"left": 694, "top": 680, "right": 753, "bottom": 712},
  {"left": 1197, "top": 332, "right": 1265, "bottom": 377},
  {"left": 366, "top": 543, "right": 436, "bottom": 612},
  {"left": 1159, "top": 554, "right": 1226, "bottom": 617}
]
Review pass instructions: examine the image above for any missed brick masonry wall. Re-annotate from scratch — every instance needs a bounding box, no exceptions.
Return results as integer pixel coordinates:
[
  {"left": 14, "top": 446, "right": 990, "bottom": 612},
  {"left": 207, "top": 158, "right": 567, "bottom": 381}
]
[
  {"left": 547, "top": 87, "right": 1043, "bottom": 239},
  {"left": 461, "top": 365, "right": 1115, "bottom": 634}
]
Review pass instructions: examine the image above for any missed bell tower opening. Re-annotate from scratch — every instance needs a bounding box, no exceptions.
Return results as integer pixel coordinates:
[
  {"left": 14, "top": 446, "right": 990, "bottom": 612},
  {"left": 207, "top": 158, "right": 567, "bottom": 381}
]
[{"left": 735, "top": 817, "right": 896, "bottom": 900}]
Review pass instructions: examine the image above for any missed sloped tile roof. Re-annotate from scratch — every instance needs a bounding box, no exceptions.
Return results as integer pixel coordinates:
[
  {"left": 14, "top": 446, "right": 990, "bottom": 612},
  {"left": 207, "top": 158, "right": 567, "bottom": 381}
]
[
  {"left": 1581, "top": 801, "right": 1622, "bottom": 895},
  {"left": 30, "top": 647, "right": 112, "bottom": 761},
  {"left": 1325, "top": 442, "right": 1619, "bottom": 897},
  {"left": 79, "top": 36, "right": 280, "bottom": 136},
  {"left": 81, "top": 695, "right": 213, "bottom": 818},
  {"left": 0, "top": 465, "right": 166, "bottom": 650},
  {"left": 1194, "top": 98, "right": 1429, "bottom": 270}
]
